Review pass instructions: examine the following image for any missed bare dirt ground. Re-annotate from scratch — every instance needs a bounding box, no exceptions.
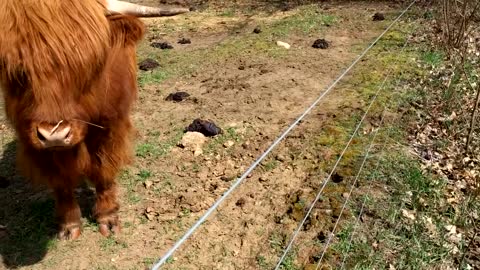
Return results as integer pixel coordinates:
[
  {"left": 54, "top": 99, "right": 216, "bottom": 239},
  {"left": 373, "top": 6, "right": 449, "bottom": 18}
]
[{"left": 0, "top": 1, "right": 417, "bottom": 269}]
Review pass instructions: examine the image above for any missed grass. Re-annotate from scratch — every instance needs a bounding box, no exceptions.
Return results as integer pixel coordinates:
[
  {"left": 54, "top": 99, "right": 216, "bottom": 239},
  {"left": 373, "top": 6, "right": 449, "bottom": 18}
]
[
  {"left": 135, "top": 5, "right": 338, "bottom": 90},
  {"left": 135, "top": 128, "right": 184, "bottom": 159},
  {"left": 261, "top": 13, "right": 471, "bottom": 269},
  {"left": 324, "top": 21, "right": 479, "bottom": 270},
  {"left": 421, "top": 50, "right": 444, "bottom": 67},
  {"left": 269, "top": 6, "right": 337, "bottom": 37},
  {"left": 204, "top": 127, "right": 242, "bottom": 154},
  {"left": 339, "top": 152, "right": 452, "bottom": 269}
]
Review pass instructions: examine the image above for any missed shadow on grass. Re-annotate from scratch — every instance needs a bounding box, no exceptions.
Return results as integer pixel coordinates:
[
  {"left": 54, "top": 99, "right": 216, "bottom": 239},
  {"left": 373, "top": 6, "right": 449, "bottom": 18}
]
[
  {"left": 0, "top": 141, "right": 54, "bottom": 268},
  {"left": 0, "top": 141, "right": 96, "bottom": 269}
]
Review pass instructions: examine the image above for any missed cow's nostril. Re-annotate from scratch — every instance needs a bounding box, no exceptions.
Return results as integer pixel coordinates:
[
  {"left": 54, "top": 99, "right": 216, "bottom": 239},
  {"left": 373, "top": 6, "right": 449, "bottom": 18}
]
[
  {"left": 36, "top": 125, "right": 73, "bottom": 148},
  {"left": 37, "top": 129, "right": 46, "bottom": 142}
]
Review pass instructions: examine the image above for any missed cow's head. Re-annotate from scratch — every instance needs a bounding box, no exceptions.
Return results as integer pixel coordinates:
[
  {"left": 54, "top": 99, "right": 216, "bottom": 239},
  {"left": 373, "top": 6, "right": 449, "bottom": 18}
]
[{"left": 0, "top": 0, "right": 188, "bottom": 151}]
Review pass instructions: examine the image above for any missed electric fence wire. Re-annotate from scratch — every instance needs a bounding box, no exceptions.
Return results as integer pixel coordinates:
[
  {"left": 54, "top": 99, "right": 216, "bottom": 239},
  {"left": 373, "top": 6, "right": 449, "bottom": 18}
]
[
  {"left": 273, "top": 3, "right": 416, "bottom": 267},
  {"left": 152, "top": 1, "right": 417, "bottom": 269}
]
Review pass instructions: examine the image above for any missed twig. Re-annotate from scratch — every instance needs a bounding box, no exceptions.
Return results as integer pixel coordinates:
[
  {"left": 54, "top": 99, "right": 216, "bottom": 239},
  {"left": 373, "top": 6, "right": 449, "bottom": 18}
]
[
  {"left": 463, "top": 67, "right": 480, "bottom": 152},
  {"left": 459, "top": 218, "right": 478, "bottom": 268}
]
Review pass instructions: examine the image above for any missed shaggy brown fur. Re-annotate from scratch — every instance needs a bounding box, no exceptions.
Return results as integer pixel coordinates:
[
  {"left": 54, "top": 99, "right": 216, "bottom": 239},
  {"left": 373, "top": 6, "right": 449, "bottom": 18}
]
[{"left": 0, "top": 0, "right": 145, "bottom": 239}]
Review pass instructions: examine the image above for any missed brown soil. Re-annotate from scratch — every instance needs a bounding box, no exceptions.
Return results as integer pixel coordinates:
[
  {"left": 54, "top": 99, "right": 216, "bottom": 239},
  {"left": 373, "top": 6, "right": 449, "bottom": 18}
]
[{"left": 0, "top": 1, "right": 404, "bottom": 269}]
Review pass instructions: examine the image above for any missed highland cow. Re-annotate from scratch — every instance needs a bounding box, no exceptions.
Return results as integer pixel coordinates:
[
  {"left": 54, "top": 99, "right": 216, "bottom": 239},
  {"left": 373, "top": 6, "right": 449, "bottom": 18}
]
[{"left": 0, "top": 0, "right": 188, "bottom": 240}]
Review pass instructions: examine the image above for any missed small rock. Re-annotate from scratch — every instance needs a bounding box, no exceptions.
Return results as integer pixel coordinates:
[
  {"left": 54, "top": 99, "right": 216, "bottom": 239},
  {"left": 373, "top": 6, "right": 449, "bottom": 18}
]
[
  {"left": 235, "top": 198, "right": 246, "bottom": 207},
  {"left": 146, "top": 207, "right": 155, "bottom": 213},
  {"left": 238, "top": 65, "right": 245, "bottom": 70},
  {"left": 185, "top": 119, "right": 222, "bottom": 137},
  {"left": 165, "top": 91, "right": 190, "bottom": 102},
  {"left": 401, "top": 209, "right": 416, "bottom": 220},
  {"left": 373, "top": 12, "right": 385, "bottom": 21},
  {"left": 178, "top": 131, "right": 208, "bottom": 156},
  {"left": 151, "top": 42, "right": 174, "bottom": 49},
  {"left": 259, "top": 176, "right": 268, "bottom": 182},
  {"left": 342, "top": 192, "right": 350, "bottom": 199},
  {"left": 253, "top": 27, "right": 262, "bottom": 34},
  {"left": 178, "top": 38, "right": 191, "bottom": 44},
  {"left": 145, "top": 213, "right": 156, "bottom": 221},
  {"left": 275, "top": 154, "right": 286, "bottom": 162},
  {"left": 221, "top": 169, "right": 236, "bottom": 182},
  {"left": 138, "top": 58, "right": 160, "bottom": 71},
  {"left": 144, "top": 180, "right": 153, "bottom": 189},
  {"left": 312, "top": 39, "right": 329, "bottom": 49},
  {"left": 223, "top": 140, "right": 234, "bottom": 148},
  {"left": 276, "top": 41, "right": 291, "bottom": 49}
]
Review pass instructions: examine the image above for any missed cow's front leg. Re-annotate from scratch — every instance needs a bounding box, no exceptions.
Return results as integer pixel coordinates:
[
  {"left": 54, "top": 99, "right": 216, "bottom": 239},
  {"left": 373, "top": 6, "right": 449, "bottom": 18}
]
[
  {"left": 93, "top": 181, "right": 120, "bottom": 237},
  {"left": 53, "top": 186, "right": 82, "bottom": 240}
]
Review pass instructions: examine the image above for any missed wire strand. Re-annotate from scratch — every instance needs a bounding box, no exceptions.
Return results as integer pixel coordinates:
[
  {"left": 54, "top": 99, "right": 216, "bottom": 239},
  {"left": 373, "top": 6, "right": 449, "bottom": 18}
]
[
  {"left": 316, "top": 33, "right": 412, "bottom": 269},
  {"left": 273, "top": 3, "right": 416, "bottom": 266},
  {"left": 151, "top": 1, "right": 416, "bottom": 268},
  {"left": 315, "top": 109, "right": 386, "bottom": 269}
]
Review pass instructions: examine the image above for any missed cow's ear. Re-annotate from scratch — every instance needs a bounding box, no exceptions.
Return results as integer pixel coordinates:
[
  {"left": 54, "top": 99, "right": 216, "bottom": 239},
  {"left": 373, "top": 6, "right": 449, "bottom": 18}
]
[{"left": 107, "top": 14, "right": 145, "bottom": 46}]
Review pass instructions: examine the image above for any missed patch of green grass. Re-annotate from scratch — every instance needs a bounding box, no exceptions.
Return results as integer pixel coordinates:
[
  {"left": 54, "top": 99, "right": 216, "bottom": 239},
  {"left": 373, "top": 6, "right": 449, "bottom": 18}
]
[
  {"left": 340, "top": 150, "right": 453, "bottom": 269},
  {"left": 138, "top": 69, "right": 170, "bottom": 89},
  {"left": 181, "top": 207, "right": 191, "bottom": 217},
  {"left": 421, "top": 50, "right": 444, "bottom": 67},
  {"left": 134, "top": 5, "right": 340, "bottom": 88},
  {"left": 278, "top": 251, "right": 300, "bottom": 270},
  {"left": 219, "top": 8, "right": 236, "bottom": 17},
  {"left": 136, "top": 143, "right": 157, "bottom": 158},
  {"left": 135, "top": 128, "right": 184, "bottom": 159},
  {"left": 256, "top": 255, "right": 269, "bottom": 269},
  {"left": 270, "top": 6, "right": 337, "bottom": 37},
  {"left": 269, "top": 231, "right": 286, "bottom": 252},
  {"left": 118, "top": 169, "right": 142, "bottom": 204},
  {"left": 143, "top": 257, "right": 156, "bottom": 267},
  {"left": 99, "top": 236, "right": 128, "bottom": 252},
  {"left": 137, "top": 169, "right": 152, "bottom": 180},
  {"left": 262, "top": 160, "right": 279, "bottom": 171},
  {"left": 204, "top": 127, "right": 243, "bottom": 154}
]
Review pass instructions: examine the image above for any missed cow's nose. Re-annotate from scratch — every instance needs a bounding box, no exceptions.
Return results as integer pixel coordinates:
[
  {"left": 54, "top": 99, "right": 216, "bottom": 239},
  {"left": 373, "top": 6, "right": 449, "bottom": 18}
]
[{"left": 37, "top": 125, "right": 72, "bottom": 148}]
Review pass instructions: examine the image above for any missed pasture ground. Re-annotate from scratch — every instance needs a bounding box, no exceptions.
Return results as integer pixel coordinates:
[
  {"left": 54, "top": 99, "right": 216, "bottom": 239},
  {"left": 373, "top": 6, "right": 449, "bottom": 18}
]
[{"left": 1, "top": 1, "right": 478, "bottom": 270}]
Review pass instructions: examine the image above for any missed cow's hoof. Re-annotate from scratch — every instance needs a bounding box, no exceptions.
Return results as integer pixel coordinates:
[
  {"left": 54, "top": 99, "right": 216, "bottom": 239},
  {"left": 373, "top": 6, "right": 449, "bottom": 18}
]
[
  {"left": 98, "top": 215, "right": 120, "bottom": 237},
  {"left": 58, "top": 223, "right": 81, "bottom": 240}
]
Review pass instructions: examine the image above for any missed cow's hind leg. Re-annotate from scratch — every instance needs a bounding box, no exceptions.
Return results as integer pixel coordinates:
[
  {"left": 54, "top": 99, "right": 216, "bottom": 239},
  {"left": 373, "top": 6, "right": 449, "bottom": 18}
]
[
  {"left": 53, "top": 186, "right": 82, "bottom": 240},
  {"left": 93, "top": 181, "right": 120, "bottom": 237}
]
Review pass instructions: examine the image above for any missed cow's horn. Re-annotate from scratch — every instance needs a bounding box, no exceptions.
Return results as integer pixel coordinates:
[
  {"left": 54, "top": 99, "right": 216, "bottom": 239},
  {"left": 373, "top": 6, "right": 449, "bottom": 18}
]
[{"left": 106, "top": 0, "right": 190, "bottom": 17}]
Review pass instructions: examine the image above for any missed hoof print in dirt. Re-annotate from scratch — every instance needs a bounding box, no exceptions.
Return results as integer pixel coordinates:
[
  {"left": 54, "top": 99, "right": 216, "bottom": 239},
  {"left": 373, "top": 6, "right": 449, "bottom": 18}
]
[
  {"left": 312, "top": 39, "right": 329, "bottom": 49},
  {"left": 138, "top": 58, "right": 160, "bottom": 71},
  {"left": 185, "top": 119, "right": 222, "bottom": 137},
  {"left": 151, "top": 42, "right": 174, "bottom": 50},
  {"left": 331, "top": 172, "right": 344, "bottom": 183},
  {"left": 165, "top": 91, "right": 190, "bottom": 102},
  {"left": 0, "top": 176, "right": 10, "bottom": 189},
  {"left": 253, "top": 27, "right": 262, "bottom": 34},
  {"left": 178, "top": 38, "right": 191, "bottom": 44},
  {"left": 372, "top": 12, "right": 385, "bottom": 21}
]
